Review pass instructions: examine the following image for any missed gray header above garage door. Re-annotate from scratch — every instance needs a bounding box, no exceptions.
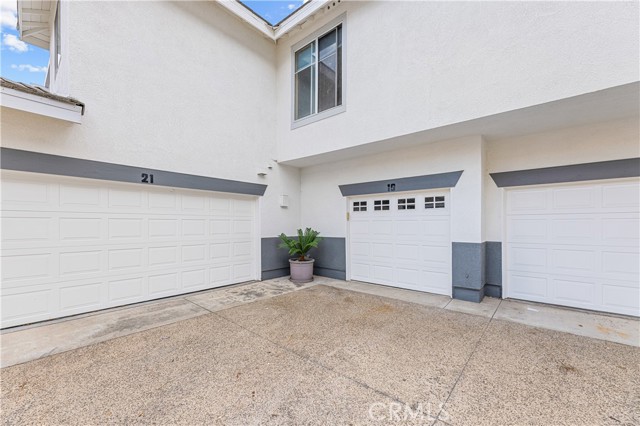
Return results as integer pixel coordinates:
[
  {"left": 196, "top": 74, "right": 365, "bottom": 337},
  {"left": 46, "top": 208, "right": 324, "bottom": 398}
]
[
  {"left": 490, "top": 158, "right": 640, "bottom": 188},
  {"left": 1, "top": 148, "right": 267, "bottom": 196},
  {"left": 338, "top": 171, "right": 463, "bottom": 197}
]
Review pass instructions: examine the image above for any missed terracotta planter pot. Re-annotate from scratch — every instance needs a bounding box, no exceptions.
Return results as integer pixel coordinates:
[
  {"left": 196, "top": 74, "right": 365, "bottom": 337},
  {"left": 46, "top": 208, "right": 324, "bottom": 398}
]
[{"left": 289, "top": 258, "right": 314, "bottom": 283}]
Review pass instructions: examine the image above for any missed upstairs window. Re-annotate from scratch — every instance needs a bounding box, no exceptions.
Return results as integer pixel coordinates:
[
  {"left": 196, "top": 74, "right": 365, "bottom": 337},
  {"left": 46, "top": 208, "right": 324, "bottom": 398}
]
[{"left": 292, "top": 16, "right": 345, "bottom": 127}]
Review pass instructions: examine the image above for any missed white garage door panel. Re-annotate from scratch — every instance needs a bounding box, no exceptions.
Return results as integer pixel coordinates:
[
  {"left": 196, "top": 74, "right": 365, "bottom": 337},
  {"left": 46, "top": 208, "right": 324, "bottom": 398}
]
[
  {"left": 349, "top": 191, "right": 451, "bottom": 296},
  {"left": 1, "top": 172, "right": 257, "bottom": 327},
  {"left": 506, "top": 179, "right": 640, "bottom": 316}
]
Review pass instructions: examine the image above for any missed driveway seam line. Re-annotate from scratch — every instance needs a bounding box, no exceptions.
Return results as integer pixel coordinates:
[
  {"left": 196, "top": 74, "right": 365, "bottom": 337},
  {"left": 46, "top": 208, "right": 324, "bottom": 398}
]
[
  {"left": 433, "top": 314, "right": 495, "bottom": 425},
  {"left": 211, "top": 310, "right": 408, "bottom": 407},
  {"left": 183, "top": 298, "right": 217, "bottom": 314}
]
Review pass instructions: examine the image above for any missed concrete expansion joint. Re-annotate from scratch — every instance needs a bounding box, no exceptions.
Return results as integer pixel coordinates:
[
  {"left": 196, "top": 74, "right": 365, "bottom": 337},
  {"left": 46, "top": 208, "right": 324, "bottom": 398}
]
[
  {"left": 211, "top": 308, "right": 409, "bottom": 408},
  {"left": 434, "top": 307, "right": 498, "bottom": 423},
  {"left": 184, "top": 298, "right": 217, "bottom": 314}
]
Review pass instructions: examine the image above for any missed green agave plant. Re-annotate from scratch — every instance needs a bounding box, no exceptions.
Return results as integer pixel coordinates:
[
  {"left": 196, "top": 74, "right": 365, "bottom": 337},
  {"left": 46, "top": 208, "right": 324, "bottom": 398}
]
[{"left": 278, "top": 228, "right": 322, "bottom": 261}]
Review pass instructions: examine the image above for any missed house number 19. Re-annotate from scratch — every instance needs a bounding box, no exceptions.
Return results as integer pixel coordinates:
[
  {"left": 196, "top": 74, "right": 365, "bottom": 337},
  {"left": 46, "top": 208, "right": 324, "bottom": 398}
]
[
  {"left": 141, "top": 173, "right": 154, "bottom": 184},
  {"left": 387, "top": 183, "right": 396, "bottom": 192}
]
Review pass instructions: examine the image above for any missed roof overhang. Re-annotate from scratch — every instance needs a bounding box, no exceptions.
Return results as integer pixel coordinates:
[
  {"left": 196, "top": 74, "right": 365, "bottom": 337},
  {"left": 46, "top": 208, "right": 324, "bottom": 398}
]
[
  {"left": 217, "top": 0, "right": 333, "bottom": 41},
  {"left": 17, "top": 0, "right": 55, "bottom": 50},
  {"left": 1, "top": 78, "right": 85, "bottom": 123},
  {"left": 279, "top": 82, "right": 640, "bottom": 167}
]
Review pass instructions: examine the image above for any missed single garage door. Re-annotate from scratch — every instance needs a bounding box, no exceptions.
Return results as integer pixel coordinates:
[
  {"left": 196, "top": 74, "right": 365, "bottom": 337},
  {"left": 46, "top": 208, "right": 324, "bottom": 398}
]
[
  {"left": 1, "top": 171, "right": 258, "bottom": 328},
  {"left": 505, "top": 179, "right": 639, "bottom": 317},
  {"left": 349, "top": 190, "right": 451, "bottom": 296}
]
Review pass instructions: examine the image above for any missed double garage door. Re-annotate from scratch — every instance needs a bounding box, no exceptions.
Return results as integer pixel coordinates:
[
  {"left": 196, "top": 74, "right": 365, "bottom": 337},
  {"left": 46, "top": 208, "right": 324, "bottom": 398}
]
[
  {"left": 1, "top": 171, "right": 257, "bottom": 328},
  {"left": 506, "top": 179, "right": 639, "bottom": 317},
  {"left": 349, "top": 190, "right": 451, "bottom": 296}
]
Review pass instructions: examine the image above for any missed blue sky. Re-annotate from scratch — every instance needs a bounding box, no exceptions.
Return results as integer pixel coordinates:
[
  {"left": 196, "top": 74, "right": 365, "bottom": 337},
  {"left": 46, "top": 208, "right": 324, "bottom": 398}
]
[
  {"left": 241, "top": 0, "right": 306, "bottom": 25},
  {"left": 0, "top": 1, "right": 49, "bottom": 85}
]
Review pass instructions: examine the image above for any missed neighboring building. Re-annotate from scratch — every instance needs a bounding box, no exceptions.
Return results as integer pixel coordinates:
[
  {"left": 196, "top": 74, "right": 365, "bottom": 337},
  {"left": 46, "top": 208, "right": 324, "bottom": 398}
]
[{"left": 1, "top": 0, "right": 638, "bottom": 328}]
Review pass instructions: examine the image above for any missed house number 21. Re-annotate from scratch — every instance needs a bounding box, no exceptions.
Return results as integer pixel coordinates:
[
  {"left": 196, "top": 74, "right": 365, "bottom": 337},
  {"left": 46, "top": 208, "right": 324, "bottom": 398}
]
[{"left": 141, "top": 173, "right": 154, "bottom": 184}]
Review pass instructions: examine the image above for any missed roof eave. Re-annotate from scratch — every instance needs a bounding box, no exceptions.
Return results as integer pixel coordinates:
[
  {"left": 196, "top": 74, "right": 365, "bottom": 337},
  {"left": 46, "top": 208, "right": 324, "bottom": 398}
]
[
  {"left": 216, "top": 0, "right": 276, "bottom": 41},
  {"left": 273, "top": 0, "right": 331, "bottom": 39},
  {"left": 216, "top": 0, "right": 333, "bottom": 41},
  {"left": 17, "top": 0, "right": 53, "bottom": 51}
]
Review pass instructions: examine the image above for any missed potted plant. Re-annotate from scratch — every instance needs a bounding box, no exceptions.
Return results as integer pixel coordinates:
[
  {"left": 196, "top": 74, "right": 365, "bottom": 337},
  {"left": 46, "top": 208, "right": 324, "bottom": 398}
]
[{"left": 278, "top": 228, "right": 322, "bottom": 283}]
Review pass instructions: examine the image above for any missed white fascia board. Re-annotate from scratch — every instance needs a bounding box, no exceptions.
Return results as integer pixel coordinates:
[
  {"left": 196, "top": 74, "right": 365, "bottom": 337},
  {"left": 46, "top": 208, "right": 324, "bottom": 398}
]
[
  {"left": 216, "top": 0, "right": 333, "bottom": 41},
  {"left": 273, "top": 0, "right": 331, "bottom": 39},
  {"left": 217, "top": 0, "right": 276, "bottom": 40},
  {"left": 0, "top": 87, "right": 83, "bottom": 124}
]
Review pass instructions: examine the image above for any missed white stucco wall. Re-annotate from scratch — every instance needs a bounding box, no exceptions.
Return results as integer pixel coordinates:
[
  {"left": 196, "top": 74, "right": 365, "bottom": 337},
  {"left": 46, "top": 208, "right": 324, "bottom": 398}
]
[
  {"left": 276, "top": 0, "right": 639, "bottom": 163},
  {"left": 483, "top": 117, "right": 640, "bottom": 241},
  {"left": 300, "top": 136, "right": 486, "bottom": 242},
  {"left": 1, "top": 1, "right": 300, "bottom": 237},
  {"left": 299, "top": 117, "right": 638, "bottom": 244}
]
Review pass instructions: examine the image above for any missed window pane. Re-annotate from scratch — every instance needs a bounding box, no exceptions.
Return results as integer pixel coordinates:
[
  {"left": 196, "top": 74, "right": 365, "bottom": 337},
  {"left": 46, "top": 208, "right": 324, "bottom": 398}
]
[
  {"left": 318, "top": 54, "right": 337, "bottom": 112},
  {"left": 295, "top": 42, "right": 315, "bottom": 71},
  {"left": 295, "top": 66, "right": 313, "bottom": 119},
  {"left": 319, "top": 29, "right": 337, "bottom": 60}
]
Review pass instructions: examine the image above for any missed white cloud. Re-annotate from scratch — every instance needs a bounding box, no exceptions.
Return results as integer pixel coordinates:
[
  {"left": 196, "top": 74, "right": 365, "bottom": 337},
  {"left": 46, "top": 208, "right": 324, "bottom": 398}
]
[
  {"left": 0, "top": 1, "right": 17, "bottom": 29},
  {"left": 287, "top": 3, "right": 297, "bottom": 10},
  {"left": 11, "top": 63, "right": 47, "bottom": 72},
  {"left": 1, "top": 1, "right": 17, "bottom": 14},
  {"left": 2, "top": 33, "right": 27, "bottom": 52}
]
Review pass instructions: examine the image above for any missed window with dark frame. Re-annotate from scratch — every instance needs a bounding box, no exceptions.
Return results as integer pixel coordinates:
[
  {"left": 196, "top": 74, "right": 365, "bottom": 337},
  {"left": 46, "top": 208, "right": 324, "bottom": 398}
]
[
  {"left": 353, "top": 201, "right": 367, "bottom": 212},
  {"left": 374, "top": 200, "right": 390, "bottom": 211},
  {"left": 425, "top": 196, "right": 446, "bottom": 209},
  {"left": 398, "top": 198, "right": 416, "bottom": 210}
]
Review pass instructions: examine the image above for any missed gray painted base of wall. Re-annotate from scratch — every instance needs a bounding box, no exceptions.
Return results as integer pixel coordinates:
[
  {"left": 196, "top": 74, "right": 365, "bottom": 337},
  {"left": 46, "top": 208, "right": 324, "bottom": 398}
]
[
  {"left": 314, "top": 267, "right": 346, "bottom": 280},
  {"left": 452, "top": 243, "right": 485, "bottom": 290},
  {"left": 263, "top": 237, "right": 502, "bottom": 301},
  {"left": 484, "top": 284, "right": 502, "bottom": 298},
  {"left": 452, "top": 241, "right": 502, "bottom": 303},
  {"left": 261, "top": 268, "right": 290, "bottom": 280},
  {"left": 261, "top": 237, "right": 346, "bottom": 281},
  {"left": 308, "top": 237, "right": 347, "bottom": 280},
  {"left": 485, "top": 241, "right": 502, "bottom": 288},
  {"left": 453, "top": 287, "right": 485, "bottom": 303},
  {"left": 261, "top": 238, "right": 290, "bottom": 280}
]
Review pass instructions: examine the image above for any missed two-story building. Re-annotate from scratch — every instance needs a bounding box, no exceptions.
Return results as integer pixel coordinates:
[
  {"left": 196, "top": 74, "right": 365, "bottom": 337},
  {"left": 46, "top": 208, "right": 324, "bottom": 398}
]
[{"left": 1, "top": 0, "right": 638, "bottom": 327}]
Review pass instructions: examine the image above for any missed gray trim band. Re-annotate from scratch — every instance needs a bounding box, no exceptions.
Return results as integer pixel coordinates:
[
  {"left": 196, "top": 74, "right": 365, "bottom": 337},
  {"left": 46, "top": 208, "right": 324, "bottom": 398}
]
[
  {"left": 490, "top": 158, "right": 640, "bottom": 188},
  {"left": 0, "top": 148, "right": 267, "bottom": 196},
  {"left": 339, "top": 171, "right": 463, "bottom": 196}
]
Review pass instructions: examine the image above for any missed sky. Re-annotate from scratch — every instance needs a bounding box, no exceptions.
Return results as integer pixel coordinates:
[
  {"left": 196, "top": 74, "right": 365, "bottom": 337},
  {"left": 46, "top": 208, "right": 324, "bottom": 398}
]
[
  {"left": 0, "top": 1, "right": 49, "bottom": 85},
  {"left": 241, "top": 0, "right": 306, "bottom": 25}
]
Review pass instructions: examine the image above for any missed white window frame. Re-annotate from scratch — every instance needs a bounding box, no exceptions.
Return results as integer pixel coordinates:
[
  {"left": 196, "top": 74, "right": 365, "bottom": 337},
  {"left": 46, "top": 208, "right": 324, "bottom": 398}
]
[{"left": 291, "top": 13, "right": 346, "bottom": 129}]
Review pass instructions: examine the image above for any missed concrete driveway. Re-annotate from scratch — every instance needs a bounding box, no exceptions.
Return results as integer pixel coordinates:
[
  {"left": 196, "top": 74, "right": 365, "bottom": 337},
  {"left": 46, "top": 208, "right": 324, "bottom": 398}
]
[{"left": 2, "top": 284, "right": 639, "bottom": 425}]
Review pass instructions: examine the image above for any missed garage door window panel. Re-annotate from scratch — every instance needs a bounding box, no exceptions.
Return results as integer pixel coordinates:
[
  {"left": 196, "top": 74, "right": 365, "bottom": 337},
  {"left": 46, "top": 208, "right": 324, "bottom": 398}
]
[
  {"left": 398, "top": 198, "right": 415, "bottom": 210},
  {"left": 374, "top": 200, "right": 390, "bottom": 211},
  {"left": 353, "top": 201, "right": 367, "bottom": 212}
]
